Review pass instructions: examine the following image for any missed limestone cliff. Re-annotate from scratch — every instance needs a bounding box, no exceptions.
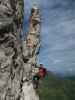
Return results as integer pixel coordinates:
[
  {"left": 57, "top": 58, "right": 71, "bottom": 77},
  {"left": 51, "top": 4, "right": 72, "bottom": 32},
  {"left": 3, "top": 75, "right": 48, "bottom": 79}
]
[
  {"left": 0, "top": 0, "right": 24, "bottom": 99},
  {"left": 22, "top": 6, "right": 41, "bottom": 100},
  {"left": 0, "top": 0, "right": 40, "bottom": 100}
]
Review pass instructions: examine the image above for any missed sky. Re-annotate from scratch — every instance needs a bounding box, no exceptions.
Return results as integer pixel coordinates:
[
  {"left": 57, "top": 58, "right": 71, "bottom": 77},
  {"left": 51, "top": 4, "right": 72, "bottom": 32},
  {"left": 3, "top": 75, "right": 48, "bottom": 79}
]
[{"left": 23, "top": 0, "right": 75, "bottom": 76}]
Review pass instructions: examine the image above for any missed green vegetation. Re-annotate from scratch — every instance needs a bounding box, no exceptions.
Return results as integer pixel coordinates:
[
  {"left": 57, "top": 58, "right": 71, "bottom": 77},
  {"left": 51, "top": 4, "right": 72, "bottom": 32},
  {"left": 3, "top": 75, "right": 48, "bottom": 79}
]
[
  {"left": 38, "top": 72, "right": 75, "bottom": 100},
  {"left": 18, "top": 0, "right": 24, "bottom": 19},
  {"left": 15, "top": 0, "right": 24, "bottom": 24}
]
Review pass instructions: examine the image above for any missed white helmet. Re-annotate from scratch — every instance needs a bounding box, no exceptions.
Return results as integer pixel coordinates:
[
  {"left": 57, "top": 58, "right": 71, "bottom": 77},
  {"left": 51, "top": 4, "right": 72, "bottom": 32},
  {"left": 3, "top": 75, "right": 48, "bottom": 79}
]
[{"left": 32, "top": 5, "right": 39, "bottom": 10}]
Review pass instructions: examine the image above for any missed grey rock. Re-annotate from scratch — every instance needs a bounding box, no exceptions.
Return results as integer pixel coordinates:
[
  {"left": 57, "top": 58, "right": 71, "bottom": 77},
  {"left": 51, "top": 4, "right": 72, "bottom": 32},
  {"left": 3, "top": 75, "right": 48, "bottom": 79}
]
[
  {"left": 0, "top": 0, "right": 40, "bottom": 99},
  {"left": 0, "top": 0, "right": 24, "bottom": 100},
  {"left": 22, "top": 6, "right": 41, "bottom": 100}
]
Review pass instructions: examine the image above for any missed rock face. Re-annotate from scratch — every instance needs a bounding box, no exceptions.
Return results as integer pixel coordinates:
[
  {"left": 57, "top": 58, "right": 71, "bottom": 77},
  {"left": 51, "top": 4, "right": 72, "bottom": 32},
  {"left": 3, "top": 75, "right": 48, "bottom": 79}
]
[
  {"left": 0, "top": 0, "right": 24, "bottom": 100},
  {"left": 0, "top": 0, "right": 40, "bottom": 100},
  {"left": 22, "top": 6, "right": 41, "bottom": 100},
  {"left": 22, "top": 82, "right": 39, "bottom": 100}
]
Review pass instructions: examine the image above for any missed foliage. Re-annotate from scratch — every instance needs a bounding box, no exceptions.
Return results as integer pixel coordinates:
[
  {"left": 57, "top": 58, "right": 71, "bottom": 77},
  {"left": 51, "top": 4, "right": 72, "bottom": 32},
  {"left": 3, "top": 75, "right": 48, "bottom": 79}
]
[{"left": 38, "top": 72, "right": 75, "bottom": 100}]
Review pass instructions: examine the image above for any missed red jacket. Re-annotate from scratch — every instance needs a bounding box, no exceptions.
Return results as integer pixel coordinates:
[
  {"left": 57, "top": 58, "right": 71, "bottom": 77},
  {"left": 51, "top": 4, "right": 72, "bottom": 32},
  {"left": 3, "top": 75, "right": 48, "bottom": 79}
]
[{"left": 39, "top": 65, "right": 47, "bottom": 78}]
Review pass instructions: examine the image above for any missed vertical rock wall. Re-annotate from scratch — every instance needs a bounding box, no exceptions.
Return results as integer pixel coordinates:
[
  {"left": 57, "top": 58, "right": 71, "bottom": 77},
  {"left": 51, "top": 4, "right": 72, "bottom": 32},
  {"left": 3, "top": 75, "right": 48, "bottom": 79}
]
[
  {"left": 22, "top": 6, "right": 40, "bottom": 100},
  {"left": 0, "top": 0, "right": 40, "bottom": 100},
  {"left": 0, "top": 0, "right": 24, "bottom": 100}
]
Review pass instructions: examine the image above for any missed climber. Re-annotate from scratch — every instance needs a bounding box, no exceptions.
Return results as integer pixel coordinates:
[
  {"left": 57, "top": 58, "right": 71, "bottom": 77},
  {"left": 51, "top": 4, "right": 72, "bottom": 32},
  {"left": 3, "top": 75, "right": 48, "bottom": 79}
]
[
  {"left": 32, "top": 66, "right": 40, "bottom": 89},
  {"left": 30, "top": 6, "right": 40, "bottom": 20},
  {"left": 32, "top": 64, "right": 47, "bottom": 89},
  {"left": 29, "top": 6, "right": 41, "bottom": 38},
  {"left": 39, "top": 65, "right": 47, "bottom": 78},
  {"left": 29, "top": 6, "right": 41, "bottom": 25},
  {"left": 33, "top": 74, "right": 40, "bottom": 89}
]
